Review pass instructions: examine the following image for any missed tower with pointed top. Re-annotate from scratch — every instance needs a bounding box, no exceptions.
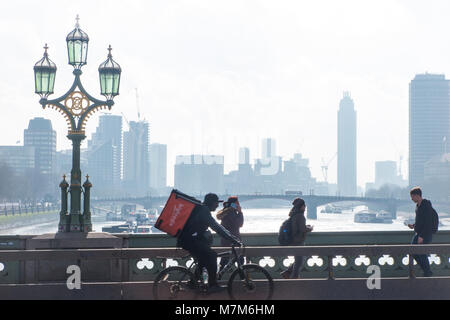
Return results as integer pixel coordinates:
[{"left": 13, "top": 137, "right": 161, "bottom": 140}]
[{"left": 337, "top": 91, "right": 357, "bottom": 196}]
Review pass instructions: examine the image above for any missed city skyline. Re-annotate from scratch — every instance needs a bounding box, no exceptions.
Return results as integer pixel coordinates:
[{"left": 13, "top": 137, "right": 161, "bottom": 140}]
[
  {"left": 4, "top": 1, "right": 450, "bottom": 187},
  {"left": 0, "top": 115, "right": 406, "bottom": 193}
]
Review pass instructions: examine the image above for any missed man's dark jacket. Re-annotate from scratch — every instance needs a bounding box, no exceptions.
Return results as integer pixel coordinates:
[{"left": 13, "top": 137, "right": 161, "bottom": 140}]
[
  {"left": 177, "top": 204, "right": 239, "bottom": 246},
  {"left": 414, "top": 199, "right": 434, "bottom": 239}
]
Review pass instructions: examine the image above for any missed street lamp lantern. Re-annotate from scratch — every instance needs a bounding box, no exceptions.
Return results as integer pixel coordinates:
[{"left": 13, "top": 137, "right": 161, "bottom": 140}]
[
  {"left": 33, "top": 44, "right": 57, "bottom": 98},
  {"left": 98, "top": 45, "right": 122, "bottom": 101},
  {"left": 66, "top": 15, "right": 89, "bottom": 69},
  {"left": 33, "top": 17, "right": 121, "bottom": 233}
]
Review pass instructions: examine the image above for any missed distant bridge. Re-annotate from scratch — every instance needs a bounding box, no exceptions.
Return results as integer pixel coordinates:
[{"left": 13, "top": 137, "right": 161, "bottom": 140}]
[{"left": 93, "top": 194, "right": 412, "bottom": 220}]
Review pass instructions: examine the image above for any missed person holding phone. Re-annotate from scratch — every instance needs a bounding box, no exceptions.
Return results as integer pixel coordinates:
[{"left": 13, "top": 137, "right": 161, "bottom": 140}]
[{"left": 216, "top": 196, "right": 244, "bottom": 271}]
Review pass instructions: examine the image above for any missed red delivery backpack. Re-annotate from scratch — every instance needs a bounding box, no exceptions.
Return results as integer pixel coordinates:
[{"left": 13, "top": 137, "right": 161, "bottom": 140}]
[{"left": 155, "top": 189, "right": 202, "bottom": 237}]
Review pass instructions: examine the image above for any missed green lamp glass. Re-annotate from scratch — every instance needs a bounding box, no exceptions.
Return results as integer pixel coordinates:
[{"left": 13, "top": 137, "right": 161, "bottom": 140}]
[
  {"left": 98, "top": 45, "right": 121, "bottom": 101},
  {"left": 33, "top": 44, "right": 57, "bottom": 98},
  {"left": 66, "top": 15, "right": 89, "bottom": 69}
]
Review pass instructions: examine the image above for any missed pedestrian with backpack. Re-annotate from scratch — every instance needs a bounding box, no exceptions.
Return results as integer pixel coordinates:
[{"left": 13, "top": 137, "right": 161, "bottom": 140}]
[
  {"left": 280, "top": 198, "right": 313, "bottom": 279},
  {"left": 407, "top": 186, "right": 438, "bottom": 277}
]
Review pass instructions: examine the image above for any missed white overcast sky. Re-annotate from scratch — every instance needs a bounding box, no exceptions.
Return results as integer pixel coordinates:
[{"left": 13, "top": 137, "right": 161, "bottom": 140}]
[{"left": 1, "top": 0, "right": 449, "bottom": 188}]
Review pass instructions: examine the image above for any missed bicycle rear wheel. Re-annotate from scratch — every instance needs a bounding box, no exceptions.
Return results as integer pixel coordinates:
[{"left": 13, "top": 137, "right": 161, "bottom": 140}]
[
  {"left": 227, "top": 264, "right": 274, "bottom": 300},
  {"left": 153, "top": 266, "right": 198, "bottom": 300}
]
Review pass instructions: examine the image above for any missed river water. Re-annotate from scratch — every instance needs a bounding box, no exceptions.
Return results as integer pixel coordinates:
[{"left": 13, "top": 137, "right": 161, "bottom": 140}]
[{"left": 1, "top": 204, "right": 448, "bottom": 235}]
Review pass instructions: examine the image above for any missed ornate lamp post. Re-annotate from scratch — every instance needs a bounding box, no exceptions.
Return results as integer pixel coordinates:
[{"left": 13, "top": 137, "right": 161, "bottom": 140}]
[{"left": 33, "top": 16, "right": 121, "bottom": 232}]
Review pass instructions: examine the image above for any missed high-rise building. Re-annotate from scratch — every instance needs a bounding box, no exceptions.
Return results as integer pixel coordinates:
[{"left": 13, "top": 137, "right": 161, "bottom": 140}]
[
  {"left": 239, "top": 147, "right": 250, "bottom": 165},
  {"left": 87, "top": 115, "right": 122, "bottom": 196},
  {"left": 149, "top": 143, "right": 167, "bottom": 193},
  {"left": 423, "top": 153, "right": 450, "bottom": 200},
  {"left": 90, "top": 115, "right": 123, "bottom": 156},
  {"left": 0, "top": 146, "right": 35, "bottom": 176},
  {"left": 337, "top": 92, "right": 357, "bottom": 196},
  {"left": 409, "top": 73, "right": 450, "bottom": 187},
  {"left": 24, "top": 117, "right": 56, "bottom": 195},
  {"left": 375, "top": 161, "right": 397, "bottom": 188},
  {"left": 174, "top": 155, "right": 224, "bottom": 195},
  {"left": 261, "top": 138, "right": 276, "bottom": 159},
  {"left": 123, "top": 120, "right": 150, "bottom": 196},
  {"left": 283, "top": 153, "right": 314, "bottom": 193},
  {"left": 257, "top": 138, "right": 281, "bottom": 177}
]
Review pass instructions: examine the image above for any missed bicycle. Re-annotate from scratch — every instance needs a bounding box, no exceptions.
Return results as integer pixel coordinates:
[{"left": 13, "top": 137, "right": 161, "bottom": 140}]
[{"left": 153, "top": 244, "right": 274, "bottom": 300}]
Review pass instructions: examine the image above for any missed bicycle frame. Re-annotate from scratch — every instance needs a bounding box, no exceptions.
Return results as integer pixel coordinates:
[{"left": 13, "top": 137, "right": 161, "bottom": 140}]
[
  {"left": 217, "top": 245, "right": 245, "bottom": 280},
  {"left": 179, "top": 245, "right": 245, "bottom": 282}
]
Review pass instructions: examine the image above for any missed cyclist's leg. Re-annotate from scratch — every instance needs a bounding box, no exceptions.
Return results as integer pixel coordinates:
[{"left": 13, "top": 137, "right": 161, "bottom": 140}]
[
  {"left": 183, "top": 239, "right": 218, "bottom": 285},
  {"left": 179, "top": 241, "right": 202, "bottom": 281},
  {"left": 195, "top": 241, "right": 219, "bottom": 285}
]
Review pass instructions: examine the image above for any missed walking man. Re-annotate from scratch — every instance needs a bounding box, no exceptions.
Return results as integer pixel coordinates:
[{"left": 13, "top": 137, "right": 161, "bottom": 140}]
[{"left": 407, "top": 187, "right": 434, "bottom": 277}]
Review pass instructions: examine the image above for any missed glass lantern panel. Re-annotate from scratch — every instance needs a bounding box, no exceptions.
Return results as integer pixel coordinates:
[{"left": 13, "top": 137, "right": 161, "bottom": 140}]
[
  {"left": 68, "top": 41, "right": 75, "bottom": 64},
  {"left": 105, "top": 74, "right": 113, "bottom": 94},
  {"left": 48, "top": 72, "right": 55, "bottom": 93},
  {"left": 82, "top": 42, "right": 88, "bottom": 64},
  {"left": 100, "top": 73, "right": 107, "bottom": 94},
  {"left": 41, "top": 72, "right": 50, "bottom": 93},
  {"left": 35, "top": 71, "right": 42, "bottom": 93},
  {"left": 112, "top": 74, "right": 120, "bottom": 95},
  {"left": 74, "top": 41, "right": 82, "bottom": 64}
]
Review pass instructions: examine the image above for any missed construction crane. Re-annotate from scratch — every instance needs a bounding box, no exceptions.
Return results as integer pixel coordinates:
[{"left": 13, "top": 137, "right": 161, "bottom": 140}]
[
  {"left": 321, "top": 152, "right": 337, "bottom": 183},
  {"left": 398, "top": 155, "right": 403, "bottom": 178},
  {"left": 135, "top": 87, "right": 141, "bottom": 121}
]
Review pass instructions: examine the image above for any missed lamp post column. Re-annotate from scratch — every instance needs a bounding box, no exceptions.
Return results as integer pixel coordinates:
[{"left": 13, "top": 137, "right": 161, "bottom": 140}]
[{"left": 68, "top": 133, "right": 86, "bottom": 232}]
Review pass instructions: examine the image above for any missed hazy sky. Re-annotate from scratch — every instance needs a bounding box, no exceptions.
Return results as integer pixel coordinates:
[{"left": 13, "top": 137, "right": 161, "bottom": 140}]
[{"left": 1, "top": 0, "right": 449, "bottom": 187}]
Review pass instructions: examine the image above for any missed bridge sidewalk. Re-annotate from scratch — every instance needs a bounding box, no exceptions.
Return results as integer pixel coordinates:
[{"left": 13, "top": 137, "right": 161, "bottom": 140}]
[{"left": 1, "top": 277, "right": 449, "bottom": 300}]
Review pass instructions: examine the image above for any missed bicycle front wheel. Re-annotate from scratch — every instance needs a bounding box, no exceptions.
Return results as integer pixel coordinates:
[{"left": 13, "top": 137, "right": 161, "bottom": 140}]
[
  {"left": 153, "top": 266, "right": 198, "bottom": 300},
  {"left": 227, "top": 264, "right": 274, "bottom": 300}
]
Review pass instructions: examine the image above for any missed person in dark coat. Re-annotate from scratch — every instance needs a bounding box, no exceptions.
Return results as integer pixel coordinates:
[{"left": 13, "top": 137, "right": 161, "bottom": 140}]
[
  {"left": 407, "top": 186, "right": 434, "bottom": 277},
  {"left": 281, "top": 198, "right": 313, "bottom": 279},
  {"left": 177, "top": 193, "right": 242, "bottom": 292},
  {"left": 216, "top": 196, "right": 244, "bottom": 271}
]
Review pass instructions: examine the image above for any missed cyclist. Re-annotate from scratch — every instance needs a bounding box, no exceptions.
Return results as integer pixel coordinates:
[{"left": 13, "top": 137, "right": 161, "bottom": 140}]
[{"left": 177, "top": 193, "right": 242, "bottom": 293}]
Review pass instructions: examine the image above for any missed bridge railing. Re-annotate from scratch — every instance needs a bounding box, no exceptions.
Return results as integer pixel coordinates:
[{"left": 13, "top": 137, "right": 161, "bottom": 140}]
[
  {"left": 0, "top": 204, "right": 58, "bottom": 216},
  {"left": 0, "top": 244, "right": 449, "bottom": 285}
]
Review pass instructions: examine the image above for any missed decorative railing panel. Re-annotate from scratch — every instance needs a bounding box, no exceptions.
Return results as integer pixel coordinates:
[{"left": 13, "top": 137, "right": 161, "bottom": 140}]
[{"left": 0, "top": 231, "right": 449, "bottom": 284}]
